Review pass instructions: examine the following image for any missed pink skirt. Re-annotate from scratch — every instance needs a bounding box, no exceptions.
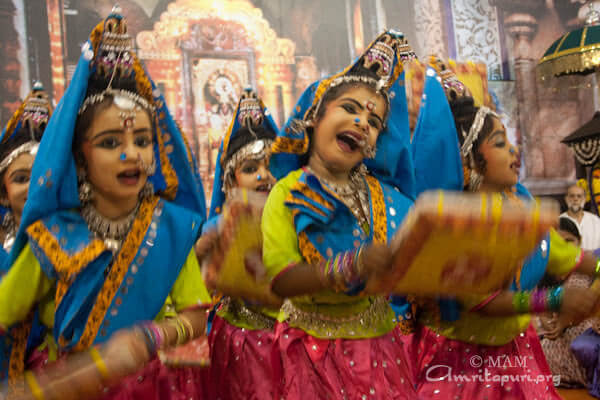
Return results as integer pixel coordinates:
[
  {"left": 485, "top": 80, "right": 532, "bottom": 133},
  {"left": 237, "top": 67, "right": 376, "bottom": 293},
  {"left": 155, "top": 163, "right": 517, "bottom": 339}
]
[
  {"left": 275, "top": 322, "right": 417, "bottom": 400},
  {"left": 27, "top": 347, "right": 209, "bottom": 399},
  {"left": 208, "top": 315, "right": 281, "bottom": 400},
  {"left": 408, "top": 324, "right": 561, "bottom": 399}
]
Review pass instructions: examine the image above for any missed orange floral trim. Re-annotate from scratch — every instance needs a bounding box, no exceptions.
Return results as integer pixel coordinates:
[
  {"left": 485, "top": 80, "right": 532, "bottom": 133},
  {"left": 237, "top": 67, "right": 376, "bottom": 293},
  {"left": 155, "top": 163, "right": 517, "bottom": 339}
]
[
  {"left": 2, "top": 102, "right": 26, "bottom": 146},
  {"left": 89, "top": 21, "right": 104, "bottom": 58},
  {"left": 287, "top": 197, "right": 327, "bottom": 218},
  {"left": 26, "top": 221, "right": 106, "bottom": 307},
  {"left": 289, "top": 181, "right": 334, "bottom": 213},
  {"left": 298, "top": 231, "right": 323, "bottom": 265},
  {"left": 7, "top": 315, "right": 33, "bottom": 385},
  {"left": 70, "top": 196, "right": 158, "bottom": 350},
  {"left": 271, "top": 135, "right": 309, "bottom": 155},
  {"left": 365, "top": 175, "right": 387, "bottom": 244},
  {"left": 155, "top": 121, "right": 179, "bottom": 200}
]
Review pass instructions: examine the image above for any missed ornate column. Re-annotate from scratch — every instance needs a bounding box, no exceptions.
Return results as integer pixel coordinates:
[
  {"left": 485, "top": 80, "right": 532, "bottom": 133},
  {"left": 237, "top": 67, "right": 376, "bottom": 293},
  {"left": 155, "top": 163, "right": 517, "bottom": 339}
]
[
  {"left": 413, "top": 0, "right": 448, "bottom": 58},
  {"left": 495, "top": 2, "right": 542, "bottom": 182},
  {"left": 46, "top": 0, "right": 65, "bottom": 102}
]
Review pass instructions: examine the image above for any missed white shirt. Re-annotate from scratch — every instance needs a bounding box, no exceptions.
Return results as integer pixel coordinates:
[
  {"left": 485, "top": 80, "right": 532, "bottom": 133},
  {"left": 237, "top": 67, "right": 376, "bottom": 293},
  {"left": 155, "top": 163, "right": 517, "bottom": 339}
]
[{"left": 560, "top": 211, "right": 600, "bottom": 250}]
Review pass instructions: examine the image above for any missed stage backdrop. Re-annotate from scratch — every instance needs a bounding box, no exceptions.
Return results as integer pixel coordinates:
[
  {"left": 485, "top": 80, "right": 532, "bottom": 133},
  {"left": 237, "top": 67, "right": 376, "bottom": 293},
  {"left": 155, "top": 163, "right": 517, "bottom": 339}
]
[{"left": 1, "top": 0, "right": 594, "bottom": 199}]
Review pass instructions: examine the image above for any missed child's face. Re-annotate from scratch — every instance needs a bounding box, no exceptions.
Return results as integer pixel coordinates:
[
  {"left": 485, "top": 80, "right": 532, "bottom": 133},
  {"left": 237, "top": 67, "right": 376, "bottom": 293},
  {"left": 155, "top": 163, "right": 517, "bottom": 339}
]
[
  {"left": 81, "top": 102, "right": 153, "bottom": 209},
  {"left": 477, "top": 116, "right": 519, "bottom": 191},
  {"left": 312, "top": 86, "right": 385, "bottom": 174},
  {"left": 2, "top": 152, "right": 34, "bottom": 220},
  {"left": 234, "top": 156, "right": 275, "bottom": 194}
]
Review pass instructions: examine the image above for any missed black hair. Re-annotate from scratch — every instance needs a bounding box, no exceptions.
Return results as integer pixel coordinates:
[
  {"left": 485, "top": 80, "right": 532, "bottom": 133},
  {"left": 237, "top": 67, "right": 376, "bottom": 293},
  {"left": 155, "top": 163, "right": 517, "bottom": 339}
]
[
  {"left": 558, "top": 216, "right": 581, "bottom": 242},
  {"left": 222, "top": 125, "right": 277, "bottom": 166},
  {"left": 448, "top": 97, "right": 497, "bottom": 175}
]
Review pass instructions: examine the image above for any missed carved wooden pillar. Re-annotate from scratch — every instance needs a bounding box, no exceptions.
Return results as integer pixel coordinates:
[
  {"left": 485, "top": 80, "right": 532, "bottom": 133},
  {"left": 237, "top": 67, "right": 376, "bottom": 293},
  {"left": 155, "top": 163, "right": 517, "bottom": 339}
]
[{"left": 499, "top": 7, "right": 541, "bottom": 180}]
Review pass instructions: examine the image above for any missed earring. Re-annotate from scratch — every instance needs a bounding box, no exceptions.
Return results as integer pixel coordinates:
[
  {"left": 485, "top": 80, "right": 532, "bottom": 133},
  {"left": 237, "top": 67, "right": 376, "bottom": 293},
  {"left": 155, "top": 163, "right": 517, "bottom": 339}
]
[
  {"left": 77, "top": 170, "right": 93, "bottom": 203},
  {"left": 139, "top": 180, "right": 154, "bottom": 200},
  {"left": 363, "top": 144, "right": 376, "bottom": 159},
  {"left": 468, "top": 170, "right": 483, "bottom": 192},
  {"left": 138, "top": 154, "right": 156, "bottom": 175}
]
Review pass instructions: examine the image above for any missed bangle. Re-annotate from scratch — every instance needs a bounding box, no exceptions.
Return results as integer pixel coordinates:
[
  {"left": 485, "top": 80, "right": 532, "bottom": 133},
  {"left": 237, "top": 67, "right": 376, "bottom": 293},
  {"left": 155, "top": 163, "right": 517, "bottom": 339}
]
[
  {"left": 139, "top": 326, "right": 158, "bottom": 357},
  {"left": 315, "top": 248, "right": 362, "bottom": 293},
  {"left": 595, "top": 257, "right": 600, "bottom": 277},
  {"left": 89, "top": 347, "right": 109, "bottom": 380},
  {"left": 530, "top": 289, "right": 547, "bottom": 313},
  {"left": 24, "top": 371, "right": 44, "bottom": 400},
  {"left": 178, "top": 315, "right": 195, "bottom": 340},
  {"left": 159, "top": 323, "right": 171, "bottom": 348},
  {"left": 548, "top": 286, "right": 563, "bottom": 312},
  {"left": 512, "top": 291, "right": 530, "bottom": 313}
]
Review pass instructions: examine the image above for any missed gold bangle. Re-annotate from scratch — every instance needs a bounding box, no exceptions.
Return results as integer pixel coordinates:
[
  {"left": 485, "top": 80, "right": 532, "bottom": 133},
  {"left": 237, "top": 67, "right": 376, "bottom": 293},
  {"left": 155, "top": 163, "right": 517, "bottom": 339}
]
[
  {"left": 159, "top": 322, "right": 171, "bottom": 349},
  {"left": 169, "top": 318, "right": 186, "bottom": 345},
  {"left": 89, "top": 347, "right": 109, "bottom": 380},
  {"left": 178, "top": 315, "right": 195, "bottom": 340},
  {"left": 25, "top": 371, "right": 45, "bottom": 400}
]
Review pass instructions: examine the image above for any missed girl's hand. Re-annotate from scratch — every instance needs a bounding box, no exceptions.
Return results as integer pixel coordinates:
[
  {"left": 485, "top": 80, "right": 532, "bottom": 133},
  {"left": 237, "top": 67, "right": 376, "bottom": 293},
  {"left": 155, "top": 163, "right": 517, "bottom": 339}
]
[
  {"left": 360, "top": 243, "right": 394, "bottom": 280},
  {"left": 560, "top": 286, "right": 599, "bottom": 324}
]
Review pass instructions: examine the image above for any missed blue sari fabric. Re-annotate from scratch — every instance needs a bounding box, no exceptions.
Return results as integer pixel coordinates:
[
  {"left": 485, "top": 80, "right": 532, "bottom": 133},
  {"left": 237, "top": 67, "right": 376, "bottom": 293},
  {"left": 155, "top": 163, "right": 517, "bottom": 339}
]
[
  {"left": 27, "top": 199, "right": 202, "bottom": 350},
  {"left": 4, "top": 11, "right": 207, "bottom": 353}
]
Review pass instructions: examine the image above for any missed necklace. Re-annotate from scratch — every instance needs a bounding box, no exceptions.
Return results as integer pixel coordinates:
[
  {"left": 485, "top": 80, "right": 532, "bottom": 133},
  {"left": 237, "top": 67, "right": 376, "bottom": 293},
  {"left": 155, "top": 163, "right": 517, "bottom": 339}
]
[
  {"left": 2, "top": 212, "right": 16, "bottom": 253},
  {"left": 81, "top": 202, "right": 140, "bottom": 253},
  {"left": 306, "top": 165, "right": 371, "bottom": 233}
]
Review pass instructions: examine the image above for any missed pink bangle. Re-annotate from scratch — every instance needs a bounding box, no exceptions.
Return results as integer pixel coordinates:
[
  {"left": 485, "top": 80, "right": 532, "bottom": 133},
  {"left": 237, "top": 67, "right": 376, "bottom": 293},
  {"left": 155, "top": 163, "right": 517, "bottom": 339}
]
[
  {"left": 531, "top": 289, "right": 547, "bottom": 313},
  {"left": 470, "top": 290, "right": 502, "bottom": 312},
  {"left": 571, "top": 249, "right": 586, "bottom": 273}
]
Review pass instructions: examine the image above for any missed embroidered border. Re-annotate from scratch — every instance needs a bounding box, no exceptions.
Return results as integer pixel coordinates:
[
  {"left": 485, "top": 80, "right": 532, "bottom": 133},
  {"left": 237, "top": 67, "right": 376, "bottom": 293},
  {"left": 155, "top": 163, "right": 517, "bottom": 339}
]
[
  {"left": 26, "top": 221, "right": 106, "bottom": 307},
  {"left": 287, "top": 197, "right": 327, "bottom": 218},
  {"left": 365, "top": 175, "right": 387, "bottom": 243},
  {"left": 298, "top": 231, "right": 323, "bottom": 265},
  {"left": 289, "top": 181, "right": 334, "bottom": 212},
  {"left": 271, "top": 136, "right": 309, "bottom": 155},
  {"left": 71, "top": 196, "right": 158, "bottom": 350},
  {"left": 7, "top": 315, "right": 33, "bottom": 384}
]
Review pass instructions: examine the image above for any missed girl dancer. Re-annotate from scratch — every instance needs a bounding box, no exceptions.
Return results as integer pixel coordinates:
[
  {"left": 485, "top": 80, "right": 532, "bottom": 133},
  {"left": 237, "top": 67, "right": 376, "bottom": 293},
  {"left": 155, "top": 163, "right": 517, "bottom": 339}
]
[
  {"left": 262, "top": 30, "right": 419, "bottom": 399},
  {"left": 0, "top": 83, "right": 52, "bottom": 383},
  {"left": 410, "top": 91, "right": 600, "bottom": 399},
  {"left": 0, "top": 8, "right": 211, "bottom": 399},
  {"left": 204, "top": 87, "right": 281, "bottom": 399}
]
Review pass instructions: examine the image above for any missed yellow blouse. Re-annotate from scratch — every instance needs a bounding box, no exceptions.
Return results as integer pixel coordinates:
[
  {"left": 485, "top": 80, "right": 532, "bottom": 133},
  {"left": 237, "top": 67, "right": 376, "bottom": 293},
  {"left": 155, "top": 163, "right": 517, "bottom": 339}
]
[{"left": 262, "top": 170, "right": 397, "bottom": 339}]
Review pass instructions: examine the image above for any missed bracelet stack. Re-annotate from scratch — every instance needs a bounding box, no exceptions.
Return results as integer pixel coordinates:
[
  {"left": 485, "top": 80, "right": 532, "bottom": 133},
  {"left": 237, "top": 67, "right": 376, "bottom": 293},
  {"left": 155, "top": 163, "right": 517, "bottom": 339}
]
[
  {"left": 315, "top": 246, "right": 365, "bottom": 293},
  {"left": 512, "top": 286, "right": 563, "bottom": 314}
]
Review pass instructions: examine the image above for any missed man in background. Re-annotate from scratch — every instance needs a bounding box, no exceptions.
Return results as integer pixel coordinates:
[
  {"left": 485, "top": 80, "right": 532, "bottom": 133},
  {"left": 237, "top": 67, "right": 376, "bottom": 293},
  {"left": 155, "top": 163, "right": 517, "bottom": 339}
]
[{"left": 561, "top": 184, "right": 600, "bottom": 250}]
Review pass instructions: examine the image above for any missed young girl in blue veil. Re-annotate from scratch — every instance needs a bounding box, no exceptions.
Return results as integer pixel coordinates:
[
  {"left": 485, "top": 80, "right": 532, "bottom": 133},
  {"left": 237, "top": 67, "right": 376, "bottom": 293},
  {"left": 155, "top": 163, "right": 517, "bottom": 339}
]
[
  {"left": 0, "top": 83, "right": 52, "bottom": 383},
  {"left": 408, "top": 68, "right": 600, "bottom": 398},
  {"left": 0, "top": 8, "right": 212, "bottom": 399},
  {"left": 262, "top": 30, "right": 419, "bottom": 399},
  {"left": 199, "top": 88, "right": 283, "bottom": 399}
]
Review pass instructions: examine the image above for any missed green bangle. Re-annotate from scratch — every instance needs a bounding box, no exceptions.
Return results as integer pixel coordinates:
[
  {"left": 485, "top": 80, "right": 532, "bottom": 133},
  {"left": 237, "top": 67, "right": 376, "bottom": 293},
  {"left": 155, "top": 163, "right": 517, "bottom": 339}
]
[
  {"left": 548, "top": 286, "right": 563, "bottom": 311},
  {"left": 595, "top": 258, "right": 600, "bottom": 277},
  {"left": 512, "top": 291, "right": 530, "bottom": 314}
]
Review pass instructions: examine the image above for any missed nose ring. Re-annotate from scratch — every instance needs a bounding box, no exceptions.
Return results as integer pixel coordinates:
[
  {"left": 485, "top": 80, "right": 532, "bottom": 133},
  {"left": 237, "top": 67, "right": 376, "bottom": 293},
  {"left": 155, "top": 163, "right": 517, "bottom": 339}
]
[
  {"left": 120, "top": 152, "right": 127, "bottom": 161},
  {"left": 257, "top": 174, "right": 262, "bottom": 181}
]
